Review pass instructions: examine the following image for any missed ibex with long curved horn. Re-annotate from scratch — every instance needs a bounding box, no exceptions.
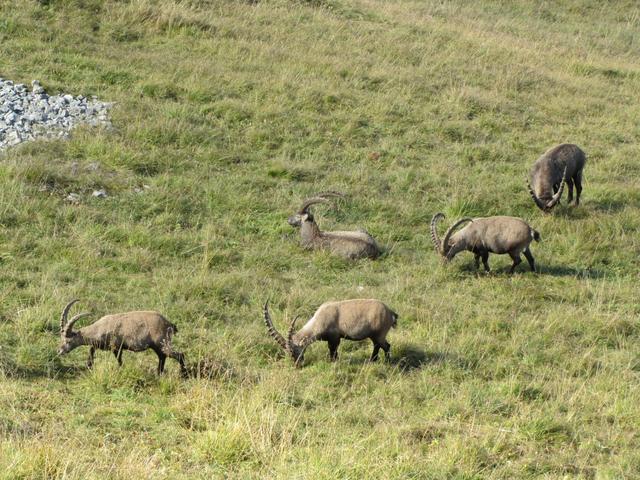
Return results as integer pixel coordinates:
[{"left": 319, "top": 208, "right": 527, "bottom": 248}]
[
  {"left": 287, "top": 192, "right": 381, "bottom": 259},
  {"left": 431, "top": 213, "right": 540, "bottom": 273},
  {"left": 263, "top": 299, "right": 398, "bottom": 366},
  {"left": 57, "top": 299, "right": 187, "bottom": 376},
  {"left": 528, "top": 143, "right": 586, "bottom": 212}
]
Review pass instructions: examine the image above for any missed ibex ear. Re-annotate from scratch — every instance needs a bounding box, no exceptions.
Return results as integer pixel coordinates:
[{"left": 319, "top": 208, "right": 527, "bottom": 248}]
[{"left": 301, "top": 213, "right": 309, "bottom": 221}]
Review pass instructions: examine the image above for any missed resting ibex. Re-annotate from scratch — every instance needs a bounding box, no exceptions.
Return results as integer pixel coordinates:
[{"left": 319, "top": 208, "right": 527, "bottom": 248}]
[
  {"left": 431, "top": 213, "right": 540, "bottom": 273},
  {"left": 287, "top": 192, "right": 381, "bottom": 260},
  {"left": 57, "top": 300, "right": 187, "bottom": 376},
  {"left": 528, "top": 143, "right": 586, "bottom": 211},
  {"left": 263, "top": 299, "right": 398, "bottom": 366}
]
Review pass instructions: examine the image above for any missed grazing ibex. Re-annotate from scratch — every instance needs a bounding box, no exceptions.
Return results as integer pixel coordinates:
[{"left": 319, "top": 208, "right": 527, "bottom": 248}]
[
  {"left": 528, "top": 143, "right": 586, "bottom": 211},
  {"left": 57, "top": 300, "right": 187, "bottom": 376},
  {"left": 431, "top": 213, "right": 540, "bottom": 273},
  {"left": 287, "top": 192, "right": 381, "bottom": 260},
  {"left": 263, "top": 299, "right": 398, "bottom": 366}
]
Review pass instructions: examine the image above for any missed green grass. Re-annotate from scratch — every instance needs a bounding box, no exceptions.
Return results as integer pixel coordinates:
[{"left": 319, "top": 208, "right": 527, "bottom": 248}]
[{"left": 1, "top": 0, "right": 640, "bottom": 477}]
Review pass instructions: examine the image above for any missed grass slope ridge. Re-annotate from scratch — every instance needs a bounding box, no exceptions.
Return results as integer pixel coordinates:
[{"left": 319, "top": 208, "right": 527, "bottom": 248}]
[{"left": 0, "top": 0, "right": 639, "bottom": 478}]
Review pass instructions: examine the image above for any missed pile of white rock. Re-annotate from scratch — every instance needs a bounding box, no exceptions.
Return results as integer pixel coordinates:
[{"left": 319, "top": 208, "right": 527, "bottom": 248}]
[{"left": 0, "top": 78, "right": 112, "bottom": 151}]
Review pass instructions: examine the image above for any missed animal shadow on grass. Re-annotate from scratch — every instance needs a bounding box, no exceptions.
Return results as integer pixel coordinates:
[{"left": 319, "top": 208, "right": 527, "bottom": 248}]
[
  {"left": 590, "top": 193, "right": 640, "bottom": 214},
  {"left": 556, "top": 194, "right": 637, "bottom": 217},
  {"left": 538, "top": 264, "right": 605, "bottom": 279},
  {"left": 391, "top": 345, "right": 460, "bottom": 373},
  {"left": 552, "top": 204, "right": 591, "bottom": 219},
  {"left": 453, "top": 257, "right": 604, "bottom": 278},
  {"left": 455, "top": 262, "right": 534, "bottom": 276},
  {"left": 343, "top": 345, "right": 456, "bottom": 373}
]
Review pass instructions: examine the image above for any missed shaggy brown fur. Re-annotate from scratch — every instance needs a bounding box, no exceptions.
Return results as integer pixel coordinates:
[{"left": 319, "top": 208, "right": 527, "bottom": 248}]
[
  {"left": 288, "top": 192, "right": 381, "bottom": 260},
  {"left": 263, "top": 299, "right": 398, "bottom": 366},
  {"left": 528, "top": 143, "right": 586, "bottom": 211},
  {"left": 57, "top": 300, "right": 187, "bottom": 376},
  {"left": 431, "top": 214, "right": 540, "bottom": 273}
]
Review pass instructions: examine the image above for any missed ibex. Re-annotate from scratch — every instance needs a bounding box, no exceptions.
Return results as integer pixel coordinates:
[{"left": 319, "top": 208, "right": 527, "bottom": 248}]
[
  {"left": 263, "top": 299, "right": 398, "bottom": 366},
  {"left": 57, "top": 300, "right": 187, "bottom": 376},
  {"left": 431, "top": 213, "right": 540, "bottom": 273},
  {"left": 287, "top": 192, "right": 381, "bottom": 260},
  {"left": 528, "top": 143, "right": 586, "bottom": 211}
]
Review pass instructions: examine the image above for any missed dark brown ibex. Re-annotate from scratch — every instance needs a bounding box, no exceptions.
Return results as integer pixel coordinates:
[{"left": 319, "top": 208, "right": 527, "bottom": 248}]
[
  {"left": 263, "top": 299, "right": 398, "bottom": 366},
  {"left": 287, "top": 192, "right": 381, "bottom": 260},
  {"left": 528, "top": 143, "right": 586, "bottom": 211},
  {"left": 431, "top": 213, "right": 540, "bottom": 273},
  {"left": 57, "top": 300, "right": 187, "bottom": 376}
]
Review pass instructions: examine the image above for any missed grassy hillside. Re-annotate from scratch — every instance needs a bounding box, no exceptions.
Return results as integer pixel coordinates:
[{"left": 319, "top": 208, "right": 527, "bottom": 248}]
[{"left": 1, "top": 0, "right": 639, "bottom": 478}]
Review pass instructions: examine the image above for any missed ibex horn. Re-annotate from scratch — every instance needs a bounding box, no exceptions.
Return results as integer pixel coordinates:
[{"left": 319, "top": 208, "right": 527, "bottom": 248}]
[
  {"left": 441, "top": 217, "right": 473, "bottom": 257},
  {"left": 263, "top": 301, "right": 287, "bottom": 350},
  {"left": 545, "top": 166, "right": 567, "bottom": 210},
  {"left": 60, "top": 299, "right": 79, "bottom": 335},
  {"left": 430, "top": 213, "right": 445, "bottom": 253}
]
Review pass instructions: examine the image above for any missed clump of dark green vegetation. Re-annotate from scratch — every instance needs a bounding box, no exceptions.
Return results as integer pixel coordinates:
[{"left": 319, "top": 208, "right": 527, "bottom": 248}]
[{"left": 0, "top": 0, "right": 639, "bottom": 478}]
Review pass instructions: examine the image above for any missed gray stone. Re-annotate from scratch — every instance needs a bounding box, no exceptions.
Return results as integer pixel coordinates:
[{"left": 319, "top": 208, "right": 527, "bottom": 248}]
[
  {"left": 92, "top": 189, "right": 108, "bottom": 198},
  {"left": 5, "top": 131, "right": 21, "bottom": 145},
  {"left": 31, "top": 80, "right": 45, "bottom": 94},
  {"left": 0, "top": 77, "right": 111, "bottom": 150},
  {"left": 65, "top": 193, "right": 81, "bottom": 203}
]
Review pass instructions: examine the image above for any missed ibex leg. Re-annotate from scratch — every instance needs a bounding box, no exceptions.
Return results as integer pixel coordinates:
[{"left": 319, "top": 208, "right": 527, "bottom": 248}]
[
  {"left": 566, "top": 179, "right": 574, "bottom": 203},
  {"left": 523, "top": 248, "right": 536, "bottom": 272},
  {"left": 508, "top": 253, "right": 522, "bottom": 274},
  {"left": 328, "top": 339, "right": 340, "bottom": 361},
  {"left": 86, "top": 346, "right": 95, "bottom": 368},
  {"left": 575, "top": 171, "right": 583, "bottom": 205}
]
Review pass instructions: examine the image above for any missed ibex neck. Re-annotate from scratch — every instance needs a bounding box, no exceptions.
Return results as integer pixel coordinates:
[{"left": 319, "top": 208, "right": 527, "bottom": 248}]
[
  {"left": 300, "top": 221, "right": 322, "bottom": 247},
  {"left": 76, "top": 327, "right": 103, "bottom": 348},
  {"left": 293, "top": 317, "right": 317, "bottom": 342},
  {"left": 292, "top": 330, "right": 315, "bottom": 347}
]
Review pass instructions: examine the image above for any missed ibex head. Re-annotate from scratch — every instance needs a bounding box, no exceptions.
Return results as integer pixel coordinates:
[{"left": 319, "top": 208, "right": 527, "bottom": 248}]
[
  {"left": 430, "top": 213, "right": 473, "bottom": 259},
  {"left": 263, "top": 302, "right": 312, "bottom": 367},
  {"left": 528, "top": 166, "right": 567, "bottom": 212},
  {"left": 57, "top": 299, "right": 91, "bottom": 356},
  {"left": 287, "top": 191, "right": 345, "bottom": 227}
]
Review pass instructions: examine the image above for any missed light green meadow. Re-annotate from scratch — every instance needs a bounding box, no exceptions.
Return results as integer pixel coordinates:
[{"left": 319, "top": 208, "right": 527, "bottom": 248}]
[{"left": 0, "top": 0, "right": 639, "bottom": 478}]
